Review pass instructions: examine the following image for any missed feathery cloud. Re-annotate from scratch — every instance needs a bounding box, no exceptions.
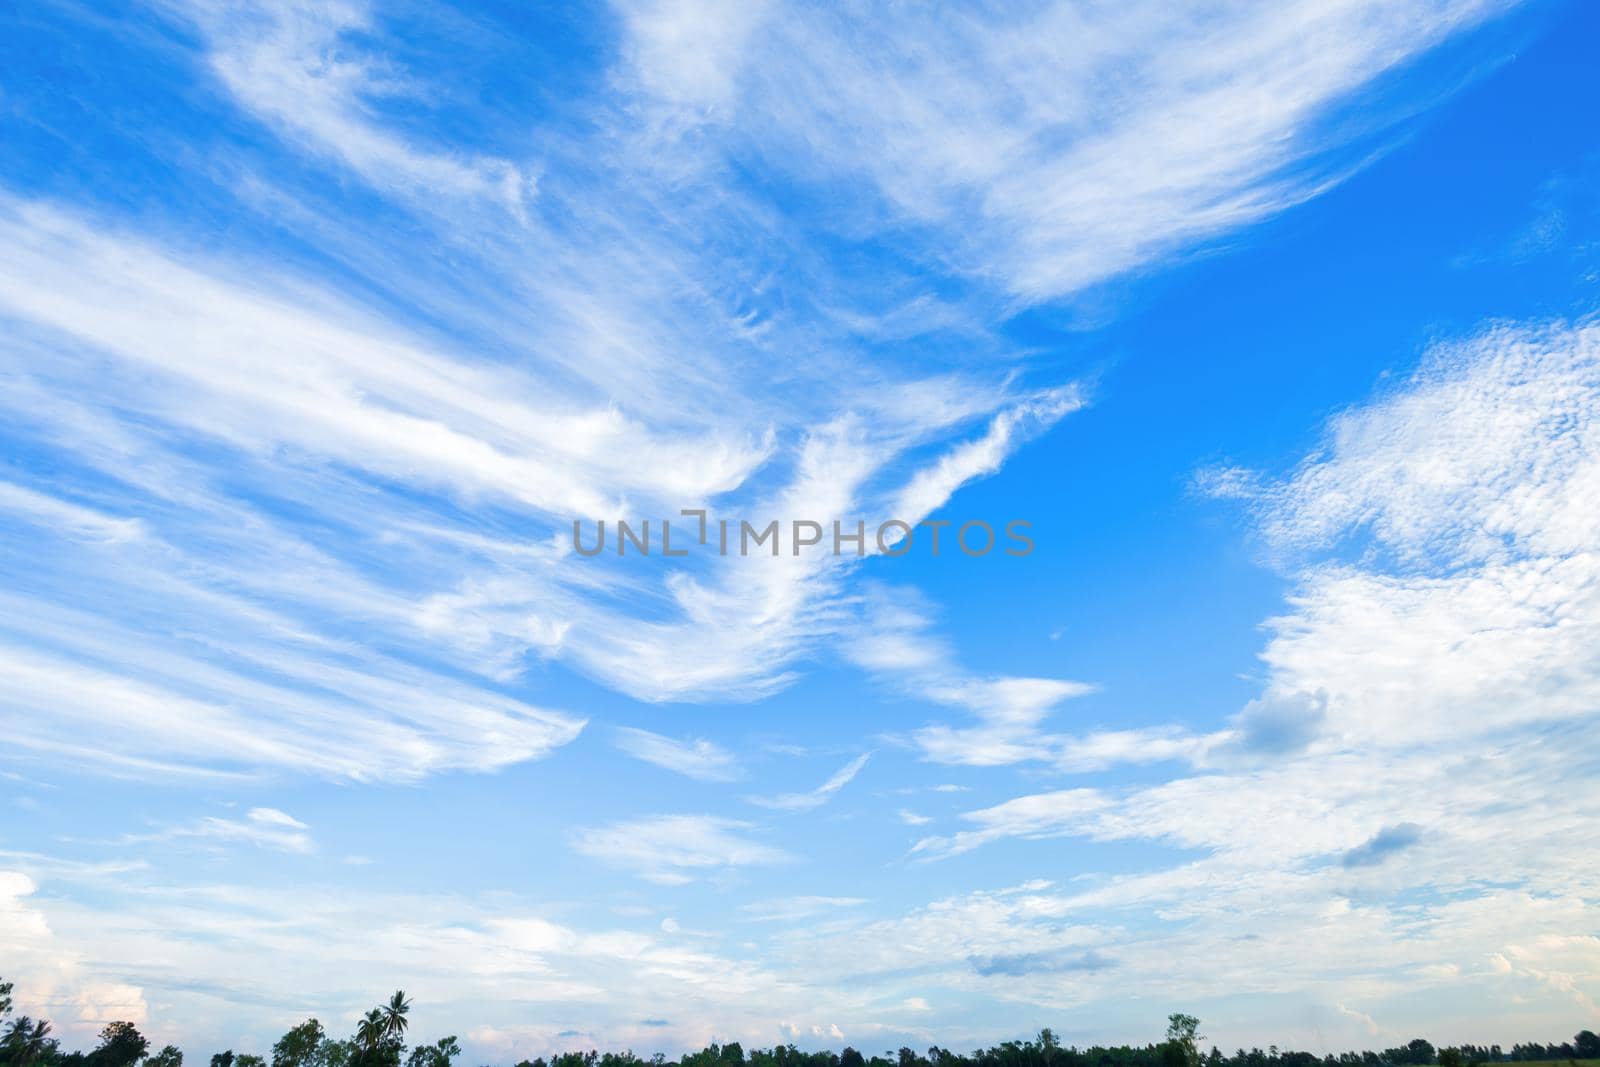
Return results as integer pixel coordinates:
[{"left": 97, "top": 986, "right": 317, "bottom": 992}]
[
  {"left": 748, "top": 753, "right": 871, "bottom": 812},
  {"left": 614, "top": 728, "right": 744, "bottom": 782}
]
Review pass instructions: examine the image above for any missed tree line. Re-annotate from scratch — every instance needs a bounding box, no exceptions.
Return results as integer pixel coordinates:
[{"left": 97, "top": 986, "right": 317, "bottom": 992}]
[{"left": 3, "top": 980, "right": 1597, "bottom": 1067}]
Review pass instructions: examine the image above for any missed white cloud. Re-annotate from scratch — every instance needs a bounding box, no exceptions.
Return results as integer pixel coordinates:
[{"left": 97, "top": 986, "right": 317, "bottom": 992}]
[
  {"left": 0, "top": 870, "right": 151, "bottom": 1047},
  {"left": 0, "top": 857, "right": 833, "bottom": 1056},
  {"left": 903, "top": 318, "right": 1600, "bottom": 1041},
  {"left": 0, "top": 482, "right": 144, "bottom": 544},
  {"left": 1054, "top": 727, "right": 1213, "bottom": 773},
  {"left": 0, "top": 191, "right": 1076, "bottom": 777},
  {"left": 569, "top": 815, "right": 792, "bottom": 884},
  {"left": 618, "top": 0, "right": 1520, "bottom": 301},
  {"left": 0, "top": 202, "right": 765, "bottom": 522},
  {"left": 886, "top": 387, "right": 1084, "bottom": 522},
  {"left": 2, "top": 0, "right": 1499, "bottom": 771},
  {"left": 904, "top": 318, "right": 1600, "bottom": 875},
  {"left": 0, "top": 0, "right": 1588, "bottom": 1052},
  {"left": 911, "top": 789, "right": 1110, "bottom": 861},
  {"left": 913, "top": 677, "right": 1097, "bottom": 767},
  {"left": 739, "top": 896, "right": 867, "bottom": 923},
  {"left": 177, "top": 0, "right": 537, "bottom": 216},
  {"left": 844, "top": 587, "right": 1100, "bottom": 767},
  {"left": 614, "top": 728, "right": 743, "bottom": 782},
  {"left": 748, "top": 753, "right": 870, "bottom": 812},
  {"left": 1244, "top": 321, "right": 1600, "bottom": 562},
  {"left": 121, "top": 807, "right": 316, "bottom": 855},
  {"left": 1217, "top": 320, "right": 1600, "bottom": 750},
  {"left": 615, "top": 0, "right": 774, "bottom": 112},
  {"left": 1336, "top": 1003, "right": 1379, "bottom": 1037},
  {"left": 0, "top": 623, "right": 585, "bottom": 783}
]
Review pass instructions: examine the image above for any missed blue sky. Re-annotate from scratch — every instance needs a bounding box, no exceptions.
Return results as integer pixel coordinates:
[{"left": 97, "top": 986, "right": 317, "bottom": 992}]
[{"left": 2, "top": 0, "right": 1599, "bottom": 1060}]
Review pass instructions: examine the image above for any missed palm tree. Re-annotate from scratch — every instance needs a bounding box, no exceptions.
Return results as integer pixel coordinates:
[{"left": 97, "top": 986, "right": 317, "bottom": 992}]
[
  {"left": 357, "top": 1010, "right": 385, "bottom": 1053},
  {"left": 2, "top": 1015, "right": 31, "bottom": 1050},
  {"left": 4, "top": 1016, "right": 53, "bottom": 1067},
  {"left": 381, "top": 992, "right": 410, "bottom": 1042}
]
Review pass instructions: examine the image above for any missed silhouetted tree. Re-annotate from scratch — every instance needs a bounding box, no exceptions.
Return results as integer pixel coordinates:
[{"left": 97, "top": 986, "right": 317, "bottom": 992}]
[
  {"left": 1164, "top": 1016, "right": 1204, "bottom": 1067},
  {"left": 88, "top": 1023, "right": 148, "bottom": 1067},
  {"left": 403, "top": 1039, "right": 459, "bottom": 1067},
  {"left": 4, "top": 987, "right": 1597, "bottom": 1067},
  {"left": 350, "top": 999, "right": 402, "bottom": 1067},
  {"left": 4, "top": 1017, "right": 57, "bottom": 1067},
  {"left": 356, "top": 1014, "right": 384, "bottom": 1057},
  {"left": 273, "top": 1020, "right": 328, "bottom": 1067},
  {"left": 380, "top": 996, "right": 410, "bottom": 1045}
]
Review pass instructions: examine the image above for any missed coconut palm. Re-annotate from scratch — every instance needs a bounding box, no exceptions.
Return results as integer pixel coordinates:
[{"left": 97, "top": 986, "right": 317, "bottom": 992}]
[
  {"left": 381, "top": 992, "right": 410, "bottom": 1042},
  {"left": 4, "top": 1016, "right": 54, "bottom": 1067},
  {"left": 357, "top": 1010, "right": 386, "bottom": 1053},
  {"left": 2, "top": 1015, "right": 31, "bottom": 1050}
]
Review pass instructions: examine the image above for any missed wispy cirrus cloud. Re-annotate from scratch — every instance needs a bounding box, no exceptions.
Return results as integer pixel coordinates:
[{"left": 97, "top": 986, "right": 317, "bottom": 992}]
[
  {"left": 614, "top": 728, "right": 744, "bottom": 782},
  {"left": 845, "top": 589, "right": 1098, "bottom": 767},
  {"left": 0, "top": 482, "right": 145, "bottom": 545},
  {"left": 569, "top": 815, "right": 792, "bottom": 884},
  {"left": 616, "top": 0, "right": 1520, "bottom": 302},
  {"left": 0, "top": 0, "right": 1519, "bottom": 784},
  {"left": 119, "top": 807, "right": 315, "bottom": 855},
  {"left": 177, "top": 0, "right": 538, "bottom": 215},
  {"left": 911, "top": 789, "right": 1110, "bottom": 861},
  {"left": 739, "top": 895, "right": 867, "bottom": 924},
  {"left": 0, "top": 0, "right": 1575, "bottom": 1052},
  {"left": 748, "top": 753, "right": 871, "bottom": 812}
]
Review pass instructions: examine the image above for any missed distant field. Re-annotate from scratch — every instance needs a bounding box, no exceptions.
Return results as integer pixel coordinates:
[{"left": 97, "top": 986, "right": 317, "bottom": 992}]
[{"left": 1491, "top": 1061, "right": 1600, "bottom": 1067}]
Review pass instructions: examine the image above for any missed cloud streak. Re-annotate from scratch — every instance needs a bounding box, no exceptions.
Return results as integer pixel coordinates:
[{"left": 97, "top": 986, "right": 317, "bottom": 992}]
[
  {"left": 570, "top": 815, "right": 792, "bottom": 884},
  {"left": 748, "top": 754, "right": 871, "bottom": 813},
  {"left": 120, "top": 807, "right": 316, "bottom": 855},
  {"left": 614, "top": 728, "right": 744, "bottom": 782}
]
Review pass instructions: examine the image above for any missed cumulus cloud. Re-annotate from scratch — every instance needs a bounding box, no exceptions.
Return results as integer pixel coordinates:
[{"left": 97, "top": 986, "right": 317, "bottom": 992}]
[
  {"left": 0, "top": 870, "right": 151, "bottom": 1046},
  {"left": 902, "top": 319, "right": 1600, "bottom": 1044},
  {"left": 1232, "top": 321, "right": 1600, "bottom": 750}
]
